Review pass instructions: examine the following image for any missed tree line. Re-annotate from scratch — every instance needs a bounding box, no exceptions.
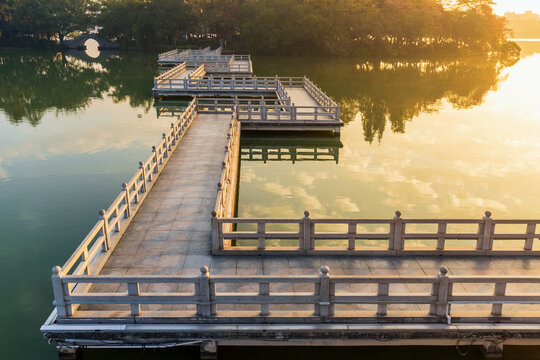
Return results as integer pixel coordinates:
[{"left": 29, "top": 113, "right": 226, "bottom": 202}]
[{"left": 0, "top": 0, "right": 510, "bottom": 55}]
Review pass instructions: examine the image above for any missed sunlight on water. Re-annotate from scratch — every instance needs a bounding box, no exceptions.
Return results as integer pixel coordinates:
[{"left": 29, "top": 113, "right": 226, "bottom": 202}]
[{"left": 84, "top": 39, "right": 100, "bottom": 58}]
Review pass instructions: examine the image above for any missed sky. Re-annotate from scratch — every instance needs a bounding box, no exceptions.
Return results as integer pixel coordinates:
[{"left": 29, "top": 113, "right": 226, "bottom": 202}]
[{"left": 493, "top": 0, "right": 540, "bottom": 15}]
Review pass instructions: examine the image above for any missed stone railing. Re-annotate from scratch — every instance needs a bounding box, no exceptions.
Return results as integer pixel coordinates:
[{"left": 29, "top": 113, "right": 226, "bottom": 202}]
[
  {"left": 57, "top": 99, "right": 198, "bottom": 282},
  {"left": 155, "top": 62, "right": 187, "bottom": 80},
  {"left": 212, "top": 211, "right": 540, "bottom": 256},
  {"left": 51, "top": 265, "right": 540, "bottom": 323}
]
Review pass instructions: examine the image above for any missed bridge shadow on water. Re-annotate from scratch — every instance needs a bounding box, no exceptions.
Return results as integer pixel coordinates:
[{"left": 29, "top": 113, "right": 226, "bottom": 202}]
[{"left": 78, "top": 345, "right": 540, "bottom": 360}]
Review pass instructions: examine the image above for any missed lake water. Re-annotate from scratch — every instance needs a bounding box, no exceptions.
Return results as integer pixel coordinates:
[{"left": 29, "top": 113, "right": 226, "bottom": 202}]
[{"left": 1, "top": 42, "right": 539, "bottom": 359}]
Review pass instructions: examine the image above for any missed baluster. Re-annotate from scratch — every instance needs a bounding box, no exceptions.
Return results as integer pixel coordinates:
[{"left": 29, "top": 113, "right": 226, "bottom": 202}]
[
  {"left": 437, "top": 223, "right": 447, "bottom": 251},
  {"left": 318, "top": 266, "right": 332, "bottom": 317},
  {"left": 348, "top": 223, "right": 356, "bottom": 251},
  {"left": 390, "top": 211, "right": 404, "bottom": 251},
  {"left": 152, "top": 146, "right": 159, "bottom": 173},
  {"left": 481, "top": 211, "right": 494, "bottom": 251},
  {"left": 128, "top": 282, "right": 140, "bottom": 316},
  {"left": 257, "top": 222, "right": 266, "bottom": 250},
  {"left": 51, "top": 266, "right": 73, "bottom": 317},
  {"left": 139, "top": 162, "right": 147, "bottom": 193},
  {"left": 436, "top": 266, "right": 450, "bottom": 317},
  {"left": 524, "top": 223, "right": 536, "bottom": 250},
  {"left": 302, "top": 211, "right": 312, "bottom": 252},
  {"left": 99, "top": 209, "right": 111, "bottom": 251},
  {"left": 491, "top": 282, "right": 507, "bottom": 316},
  {"left": 122, "top": 183, "right": 131, "bottom": 218},
  {"left": 162, "top": 133, "right": 169, "bottom": 158},
  {"left": 197, "top": 266, "right": 214, "bottom": 316},
  {"left": 377, "top": 283, "right": 389, "bottom": 316},
  {"left": 259, "top": 282, "right": 270, "bottom": 316}
]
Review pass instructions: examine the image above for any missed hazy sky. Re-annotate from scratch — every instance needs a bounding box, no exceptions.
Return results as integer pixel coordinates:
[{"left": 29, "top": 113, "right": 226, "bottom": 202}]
[{"left": 493, "top": 0, "right": 540, "bottom": 15}]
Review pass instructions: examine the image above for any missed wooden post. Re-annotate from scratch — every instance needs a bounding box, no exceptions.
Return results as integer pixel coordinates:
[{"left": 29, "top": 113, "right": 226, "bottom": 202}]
[
  {"left": 524, "top": 223, "right": 536, "bottom": 250},
  {"left": 127, "top": 282, "right": 140, "bottom": 316},
  {"left": 391, "top": 211, "right": 404, "bottom": 251},
  {"left": 98, "top": 209, "right": 110, "bottom": 251},
  {"left": 122, "top": 183, "right": 131, "bottom": 218},
  {"left": 437, "top": 223, "right": 447, "bottom": 251},
  {"left": 377, "top": 283, "right": 389, "bottom": 316},
  {"left": 436, "top": 266, "right": 450, "bottom": 317},
  {"left": 348, "top": 223, "right": 356, "bottom": 251},
  {"left": 198, "top": 266, "right": 214, "bottom": 316},
  {"left": 319, "top": 266, "right": 332, "bottom": 317},
  {"left": 139, "top": 162, "right": 147, "bottom": 193},
  {"left": 51, "top": 266, "right": 73, "bottom": 317},
  {"left": 257, "top": 222, "right": 266, "bottom": 250},
  {"left": 302, "top": 211, "right": 312, "bottom": 252},
  {"left": 491, "top": 282, "right": 507, "bottom": 316},
  {"left": 259, "top": 282, "right": 270, "bottom": 316}
]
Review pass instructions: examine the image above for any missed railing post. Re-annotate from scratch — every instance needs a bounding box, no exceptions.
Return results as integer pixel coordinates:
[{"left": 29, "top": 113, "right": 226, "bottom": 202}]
[
  {"left": 211, "top": 211, "right": 222, "bottom": 251},
  {"left": 434, "top": 266, "right": 450, "bottom": 317},
  {"left": 377, "top": 282, "right": 389, "bottom": 316},
  {"left": 348, "top": 223, "right": 356, "bottom": 251},
  {"left": 257, "top": 222, "right": 266, "bottom": 250},
  {"left": 318, "top": 266, "right": 333, "bottom": 317},
  {"left": 128, "top": 282, "right": 140, "bottom": 316},
  {"left": 198, "top": 266, "right": 215, "bottom": 316},
  {"left": 302, "top": 211, "right": 312, "bottom": 252},
  {"left": 482, "top": 211, "right": 494, "bottom": 251},
  {"left": 524, "top": 223, "right": 536, "bottom": 251},
  {"left": 122, "top": 183, "right": 131, "bottom": 218},
  {"left": 99, "top": 209, "right": 110, "bottom": 251},
  {"left": 437, "top": 222, "right": 447, "bottom": 251},
  {"left": 51, "top": 266, "right": 73, "bottom": 318},
  {"left": 152, "top": 146, "right": 159, "bottom": 173},
  {"left": 139, "top": 162, "right": 147, "bottom": 193},
  {"left": 259, "top": 282, "right": 270, "bottom": 316},
  {"left": 391, "top": 211, "right": 404, "bottom": 252},
  {"left": 491, "top": 282, "right": 507, "bottom": 316},
  {"left": 162, "top": 133, "right": 169, "bottom": 157}
]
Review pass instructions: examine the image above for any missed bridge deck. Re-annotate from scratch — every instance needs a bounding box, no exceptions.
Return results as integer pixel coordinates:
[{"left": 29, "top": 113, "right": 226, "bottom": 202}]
[{"left": 92, "top": 113, "right": 230, "bottom": 291}]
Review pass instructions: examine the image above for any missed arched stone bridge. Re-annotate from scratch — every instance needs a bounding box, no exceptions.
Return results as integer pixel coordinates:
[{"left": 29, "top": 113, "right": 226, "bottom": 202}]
[{"left": 63, "top": 34, "right": 119, "bottom": 50}]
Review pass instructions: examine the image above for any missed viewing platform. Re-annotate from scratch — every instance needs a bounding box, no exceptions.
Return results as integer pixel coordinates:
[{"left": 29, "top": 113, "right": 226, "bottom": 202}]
[
  {"left": 41, "top": 53, "right": 540, "bottom": 360},
  {"left": 158, "top": 47, "right": 253, "bottom": 75}
]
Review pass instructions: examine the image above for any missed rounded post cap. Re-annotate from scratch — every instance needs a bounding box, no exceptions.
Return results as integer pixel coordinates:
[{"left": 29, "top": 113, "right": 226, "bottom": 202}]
[
  {"left": 162, "top": 133, "right": 166, "bottom": 138},
  {"left": 139, "top": 161, "right": 144, "bottom": 167},
  {"left": 439, "top": 266, "right": 449, "bottom": 276},
  {"left": 222, "top": 161, "right": 226, "bottom": 167},
  {"left": 170, "top": 123, "right": 174, "bottom": 128},
  {"left": 122, "top": 182, "right": 128, "bottom": 189},
  {"left": 152, "top": 145, "right": 156, "bottom": 151},
  {"left": 304, "top": 211, "right": 310, "bottom": 218},
  {"left": 395, "top": 211, "right": 402, "bottom": 218},
  {"left": 200, "top": 266, "right": 209, "bottom": 275},
  {"left": 211, "top": 211, "right": 217, "bottom": 217},
  {"left": 99, "top": 209, "right": 106, "bottom": 216},
  {"left": 52, "top": 266, "right": 61, "bottom": 275},
  {"left": 320, "top": 266, "right": 330, "bottom": 275},
  {"left": 485, "top": 211, "right": 492, "bottom": 218},
  {"left": 217, "top": 182, "right": 222, "bottom": 189}
]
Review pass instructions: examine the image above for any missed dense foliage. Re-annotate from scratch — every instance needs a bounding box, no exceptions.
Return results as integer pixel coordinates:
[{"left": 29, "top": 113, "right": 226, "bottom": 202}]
[{"left": 0, "top": 0, "right": 510, "bottom": 55}]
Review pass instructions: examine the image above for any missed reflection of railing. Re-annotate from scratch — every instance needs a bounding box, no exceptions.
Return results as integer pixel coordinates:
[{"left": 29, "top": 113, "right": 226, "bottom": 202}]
[
  {"left": 52, "top": 265, "right": 540, "bottom": 323},
  {"left": 212, "top": 211, "right": 540, "bottom": 255},
  {"left": 240, "top": 138, "right": 342, "bottom": 164},
  {"left": 56, "top": 99, "right": 198, "bottom": 287}
]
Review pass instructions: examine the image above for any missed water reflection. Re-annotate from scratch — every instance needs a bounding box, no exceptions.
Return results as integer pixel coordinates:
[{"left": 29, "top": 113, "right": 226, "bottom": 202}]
[
  {"left": 241, "top": 133, "right": 343, "bottom": 164},
  {"left": 0, "top": 49, "right": 156, "bottom": 126}
]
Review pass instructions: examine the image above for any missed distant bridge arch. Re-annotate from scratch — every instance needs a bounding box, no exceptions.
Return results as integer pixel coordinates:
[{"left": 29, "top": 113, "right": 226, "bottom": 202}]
[{"left": 63, "top": 34, "right": 119, "bottom": 50}]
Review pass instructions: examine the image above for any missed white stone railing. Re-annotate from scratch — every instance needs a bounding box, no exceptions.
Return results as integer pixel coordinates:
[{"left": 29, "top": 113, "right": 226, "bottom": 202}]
[
  {"left": 212, "top": 211, "right": 540, "bottom": 256},
  {"left": 51, "top": 265, "right": 540, "bottom": 323},
  {"left": 57, "top": 99, "right": 198, "bottom": 282}
]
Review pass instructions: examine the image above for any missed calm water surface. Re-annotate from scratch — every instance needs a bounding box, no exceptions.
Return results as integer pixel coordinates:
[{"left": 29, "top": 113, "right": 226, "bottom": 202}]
[{"left": 1, "top": 43, "right": 540, "bottom": 359}]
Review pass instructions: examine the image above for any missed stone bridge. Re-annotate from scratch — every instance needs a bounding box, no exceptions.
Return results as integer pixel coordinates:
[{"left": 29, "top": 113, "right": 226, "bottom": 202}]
[{"left": 63, "top": 34, "right": 119, "bottom": 50}]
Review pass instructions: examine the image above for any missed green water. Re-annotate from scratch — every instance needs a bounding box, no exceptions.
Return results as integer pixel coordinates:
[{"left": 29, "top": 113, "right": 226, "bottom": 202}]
[{"left": 1, "top": 44, "right": 540, "bottom": 359}]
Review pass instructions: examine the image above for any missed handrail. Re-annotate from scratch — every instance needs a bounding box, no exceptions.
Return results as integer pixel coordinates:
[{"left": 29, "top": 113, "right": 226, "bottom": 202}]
[
  {"left": 51, "top": 265, "right": 540, "bottom": 322},
  {"left": 58, "top": 99, "right": 198, "bottom": 279},
  {"left": 212, "top": 211, "right": 540, "bottom": 255}
]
